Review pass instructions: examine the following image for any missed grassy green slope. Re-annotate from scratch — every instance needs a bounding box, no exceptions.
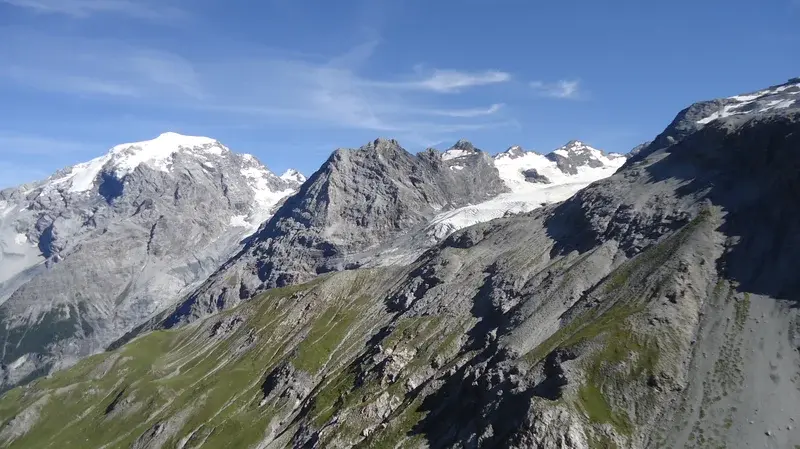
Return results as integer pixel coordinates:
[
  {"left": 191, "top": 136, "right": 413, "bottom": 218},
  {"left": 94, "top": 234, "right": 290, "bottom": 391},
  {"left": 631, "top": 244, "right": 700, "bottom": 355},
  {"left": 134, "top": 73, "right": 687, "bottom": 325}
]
[{"left": 0, "top": 211, "right": 722, "bottom": 449}]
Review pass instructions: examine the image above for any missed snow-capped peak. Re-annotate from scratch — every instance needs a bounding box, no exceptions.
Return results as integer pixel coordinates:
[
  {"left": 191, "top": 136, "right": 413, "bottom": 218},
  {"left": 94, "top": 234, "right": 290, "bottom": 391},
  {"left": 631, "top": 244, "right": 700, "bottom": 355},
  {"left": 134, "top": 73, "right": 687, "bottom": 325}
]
[
  {"left": 551, "top": 140, "right": 592, "bottom": 157},
  {"left": 442, "top": 139, "right": 480, "bottom": 161},
  {"left": 281, "top": 169, "right": 306, "bottom": 184},
  {"left": 43, "top": 132, "right": 229, "bottom": 194},
  {"left": 108, "top": 132, "right": 226, "bottom": 173},
  {"left": 496, "top": 145, "right": 527, "bottom": 160},
  {"left": 545, "top": 140, "right": 623, "bottom": 175}
]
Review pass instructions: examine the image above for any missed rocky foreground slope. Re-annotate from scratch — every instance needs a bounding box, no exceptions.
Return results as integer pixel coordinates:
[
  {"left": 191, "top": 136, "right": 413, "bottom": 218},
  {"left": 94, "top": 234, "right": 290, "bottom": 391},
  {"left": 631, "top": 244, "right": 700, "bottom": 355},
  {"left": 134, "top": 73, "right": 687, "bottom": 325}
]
[
  {"left": 0, "top": 133, "right": 303, "bottom": 390},
  {"left": 1, "top": 78, "right": 799, "bottom": 449}
]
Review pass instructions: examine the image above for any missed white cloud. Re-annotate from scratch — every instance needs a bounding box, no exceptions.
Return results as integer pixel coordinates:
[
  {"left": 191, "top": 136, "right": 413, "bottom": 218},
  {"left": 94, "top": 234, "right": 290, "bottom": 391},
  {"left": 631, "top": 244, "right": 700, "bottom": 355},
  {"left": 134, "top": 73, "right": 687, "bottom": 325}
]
[
  {"left": 128, "top": 51, "right": 204, "bottom": 99},
  {"left": 6, "top": 66, "right": 140, "bottom": 97},
  {"left": 0, "top": 33, "right": 513, "bottom": 143},
  {"left": 424, "top": 103, "right": 504, "bottom": 118},
  {"left": 408, "top": 70, "right": 511, "bottom": 93},
  {"left": 530, "top": 79, "right": 582, "bottom": 99},
  {"left": 0, "top": 0, "right": 184, "bottom": 20},
  {"left": 1, "top": 36, "right": 200, "bottom": 100}
]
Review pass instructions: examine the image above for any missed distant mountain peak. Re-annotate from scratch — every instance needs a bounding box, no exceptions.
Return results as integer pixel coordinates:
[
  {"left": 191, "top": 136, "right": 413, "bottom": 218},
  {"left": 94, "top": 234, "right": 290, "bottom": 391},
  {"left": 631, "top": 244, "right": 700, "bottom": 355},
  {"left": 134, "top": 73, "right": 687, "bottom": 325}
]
[
  {"left": 452, "top": 139, "right": 476, "bottom": 151},
  {"left": 39, "top": 132, "right": 233, "bottom": 194},
  {"left": 496, "top": 145, "right": 527, "bottom": 160},
  {"left": 281, "top": 169, "right": 306, "bottom": 184},
  {"left": 545, "top": 140, "right": 624, "bottom": 175},
  {"left": 110, "top": 132, "right": 223, "bottom": 156},
  {"left": 556, "top": 139, "right": 591, "bottom": 152},
  {"left": 442, "top": 140, "right": 480, "bottom": 161},
  {"left": 365, "top": 138, "right": 401, "bottom": 149}
]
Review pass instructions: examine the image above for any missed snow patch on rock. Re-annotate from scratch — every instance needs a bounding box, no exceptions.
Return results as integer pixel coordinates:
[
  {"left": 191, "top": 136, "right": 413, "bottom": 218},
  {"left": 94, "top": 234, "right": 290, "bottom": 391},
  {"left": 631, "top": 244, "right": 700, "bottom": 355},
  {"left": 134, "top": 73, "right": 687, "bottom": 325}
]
[
  {"left": 241, "top": 167, "right": 297, "bottom": 228},
  {"left": 229, "top": 215, "right": 250, "bottom": 228},
  {"left": 442, "top": 149, "right": 472, "bottom": 161},
  {"left": 698, "top": 80, "right": 800, "bottom": 124}
]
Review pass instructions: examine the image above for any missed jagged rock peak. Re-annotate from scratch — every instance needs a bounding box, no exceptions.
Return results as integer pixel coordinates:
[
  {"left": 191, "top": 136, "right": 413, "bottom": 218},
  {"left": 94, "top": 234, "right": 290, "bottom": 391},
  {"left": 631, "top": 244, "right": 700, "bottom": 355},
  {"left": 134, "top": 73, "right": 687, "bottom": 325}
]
[
  {"left": 452, "top": 139, "right": 476, "bottom": 152},
  {"left": 548, "top": 139, "right": 613, "bottom": 158},
  {"left": 546, "top": 140, "right": 624, "bottom": 175},
  {"left": 555, "top": 139, "right": 590, "bottom": 152},
  {"left": 442, "top": 139, "right": 481, "bottom": 161},
  {"left": 496, "top": 145, "right": 527, "bottom": 159},
  {"left": 326, "top": 139, "right": 408, "bottom": 168},
  {"left": 364, "top": 137, "right": 401, "bottom": 150}
]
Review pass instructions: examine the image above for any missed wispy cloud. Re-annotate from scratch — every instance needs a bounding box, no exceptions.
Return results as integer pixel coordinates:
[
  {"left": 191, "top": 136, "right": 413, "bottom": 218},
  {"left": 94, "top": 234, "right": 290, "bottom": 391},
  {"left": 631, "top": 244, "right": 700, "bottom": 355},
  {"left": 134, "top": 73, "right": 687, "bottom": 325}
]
[
  {"left": 0, "top": 0, "right": 184, "bottom": 20},
  {"left": 411, "top": 70, "right": 511, "bottom": 93},
  {"left": 0, "top": 32, "right": 514, "bottom": 143},
  {"left": 1, "top": 35, "right": 201, "bottom": 100},
  {"left": 6, "top": 66, "right": 140, "bottom": 97},
  {"left": 530, "top": 79, "right": 582, "bottom": 99},
  {"left": 128, "top": 51, "right": 204, "bottom": 99},
  {"left": 424, "top": 103, "right": 504, "bottom": 118}
]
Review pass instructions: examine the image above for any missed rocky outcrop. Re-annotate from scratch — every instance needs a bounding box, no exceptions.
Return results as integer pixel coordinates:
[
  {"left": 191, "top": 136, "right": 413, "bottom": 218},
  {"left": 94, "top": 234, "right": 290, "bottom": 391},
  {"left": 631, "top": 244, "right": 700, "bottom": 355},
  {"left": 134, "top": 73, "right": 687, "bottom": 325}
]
[{"left": 522, "top": 168, "right": 551, "bottom": 184}]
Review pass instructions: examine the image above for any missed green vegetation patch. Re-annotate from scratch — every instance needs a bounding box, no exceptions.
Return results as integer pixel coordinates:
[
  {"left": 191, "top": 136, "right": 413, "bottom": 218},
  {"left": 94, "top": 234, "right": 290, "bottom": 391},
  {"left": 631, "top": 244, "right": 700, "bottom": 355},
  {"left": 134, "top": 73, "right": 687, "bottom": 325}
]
[
  {"left": 293, "top": 294, "right": 371, "bottom": 374},
  {"left": 0, "top": 271, "right": 384, "bottom": 449}
]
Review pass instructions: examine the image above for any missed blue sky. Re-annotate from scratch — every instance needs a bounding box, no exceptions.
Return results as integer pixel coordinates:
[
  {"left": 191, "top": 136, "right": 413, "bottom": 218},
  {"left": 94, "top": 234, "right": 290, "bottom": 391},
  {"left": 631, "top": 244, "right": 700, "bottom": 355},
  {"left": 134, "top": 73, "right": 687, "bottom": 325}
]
[{"left": 0, "top": 0, "right": 798, "bottom": 187}]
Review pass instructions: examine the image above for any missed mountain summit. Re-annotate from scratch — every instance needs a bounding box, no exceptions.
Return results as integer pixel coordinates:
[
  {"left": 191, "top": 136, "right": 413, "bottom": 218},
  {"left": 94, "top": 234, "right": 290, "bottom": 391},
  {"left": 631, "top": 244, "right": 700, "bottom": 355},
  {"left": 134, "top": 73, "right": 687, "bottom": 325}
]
[
  {"left": 0, "top": 133, "right": 303, "bottom": 389},
  {"left": 44, "top": 132, "right": 227, "bottom": 194},
  {"left": 544, "top": 140, "right": 625, "bottom": 175}
]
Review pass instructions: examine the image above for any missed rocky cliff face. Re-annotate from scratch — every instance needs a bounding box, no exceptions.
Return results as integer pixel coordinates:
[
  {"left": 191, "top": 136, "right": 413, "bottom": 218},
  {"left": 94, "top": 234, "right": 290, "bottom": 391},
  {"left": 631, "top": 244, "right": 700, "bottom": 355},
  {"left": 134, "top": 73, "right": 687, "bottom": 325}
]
[
  {"left": 1, "top": 79, "right": 797, "bottom": 449},
  {"left": 0, "top": 132, "right": 302, "bottom": 389}
]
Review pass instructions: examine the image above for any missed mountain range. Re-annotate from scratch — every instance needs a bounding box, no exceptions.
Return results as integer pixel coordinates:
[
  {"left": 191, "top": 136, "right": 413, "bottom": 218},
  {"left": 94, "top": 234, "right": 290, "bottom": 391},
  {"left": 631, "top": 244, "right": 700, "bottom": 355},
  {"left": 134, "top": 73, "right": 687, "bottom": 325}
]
[
  {"left": 0, "top": 131, "right": 622, "bottom": 388},
  {"left": 0, "top": 77, "right": 797, "bottom": 449}
]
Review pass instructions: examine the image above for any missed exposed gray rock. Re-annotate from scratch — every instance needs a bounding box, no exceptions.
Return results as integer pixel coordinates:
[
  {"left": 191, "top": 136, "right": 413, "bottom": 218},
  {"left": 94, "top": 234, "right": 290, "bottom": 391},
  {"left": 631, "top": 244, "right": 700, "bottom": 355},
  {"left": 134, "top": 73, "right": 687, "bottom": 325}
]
[{"left": 522, "top": 168, "right": 551, "bottom": 184}]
